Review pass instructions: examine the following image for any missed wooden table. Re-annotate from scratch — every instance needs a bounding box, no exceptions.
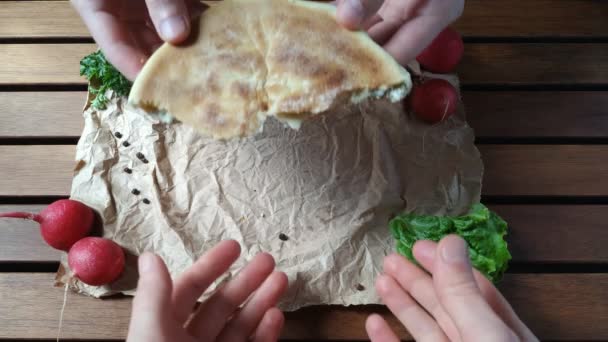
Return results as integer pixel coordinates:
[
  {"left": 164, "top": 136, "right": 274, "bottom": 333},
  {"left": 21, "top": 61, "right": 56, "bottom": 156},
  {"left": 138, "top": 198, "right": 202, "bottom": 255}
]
[{"left": 1, "top": 1, "right": 608, "bottom": 340}]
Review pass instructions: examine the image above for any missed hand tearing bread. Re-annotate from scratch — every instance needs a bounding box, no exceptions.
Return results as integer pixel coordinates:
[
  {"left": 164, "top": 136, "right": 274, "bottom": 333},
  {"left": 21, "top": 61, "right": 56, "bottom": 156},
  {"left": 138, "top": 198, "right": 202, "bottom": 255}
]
[{"left": 129, "top": 0, "right": 412, "bottom": 139}]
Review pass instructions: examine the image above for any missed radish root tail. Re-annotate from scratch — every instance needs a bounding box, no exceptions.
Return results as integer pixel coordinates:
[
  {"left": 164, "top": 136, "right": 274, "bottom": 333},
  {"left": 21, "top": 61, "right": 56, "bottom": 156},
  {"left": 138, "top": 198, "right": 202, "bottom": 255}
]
[
  {"left": 0, "top": 212, "right": 40, "bottom": 222},
  {"left": 56, "top": 282, "right": 69, "bottom": 342}
]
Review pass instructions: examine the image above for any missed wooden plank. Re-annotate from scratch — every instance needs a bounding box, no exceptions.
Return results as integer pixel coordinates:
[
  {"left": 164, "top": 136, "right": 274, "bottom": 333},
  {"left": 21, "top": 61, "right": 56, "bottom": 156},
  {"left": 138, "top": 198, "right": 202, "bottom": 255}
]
[
  {"left": 0, "top": 274, "right": 130, "bottom": 340},
  {"left": 456, "top": 0, "right": 608, "bottom": 38},
  {"left": 466, "top": 91, "right": 608, "bottom": 138},
  {"left": 0, "top": 44, "right": 93, "bottom": 85},
  {"left": 459, "top": 43, "right": 608, "bottom": 85},
  {"left": 3, "top": 145, "right": 608, "bottom": 197},
  {"left": 0, "top": 205, "right": 61, "bottom": 262},
  {"left": 0, "top": 145, "right": 75, "bottom": 196},
  {"left": 480, "top": 145, "right": 608, "bottom": 196},
  {"left": 3, "top": 1, "right": 608, "bottom": 38},
  {"left": 0, "top": 273, "right": 606, "bottom": 340},
  {"left": 0, "top": 1, "right": 87, "bottom": 38},
  {"left": 3, "top": 91, "right": 607, "bottom": 139},
  {"left": 492, "top": 205, "right": 608, "bottom": 263},
  {"left": 3, "top": 43, "right": 608, "bottom": 85},
  {"left": 0, "top": 92, "right": 86, "bottom": 138},
  {"left": 2, "top": 204, "right": 606, "bottom": 263}
]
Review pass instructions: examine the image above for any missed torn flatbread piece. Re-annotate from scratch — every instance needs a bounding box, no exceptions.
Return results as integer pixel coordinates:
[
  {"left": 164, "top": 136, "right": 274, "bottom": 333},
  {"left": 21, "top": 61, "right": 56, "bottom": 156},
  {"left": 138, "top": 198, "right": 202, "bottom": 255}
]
[{"left": 129, "top": 0, "right": 412, "bottom": 139}]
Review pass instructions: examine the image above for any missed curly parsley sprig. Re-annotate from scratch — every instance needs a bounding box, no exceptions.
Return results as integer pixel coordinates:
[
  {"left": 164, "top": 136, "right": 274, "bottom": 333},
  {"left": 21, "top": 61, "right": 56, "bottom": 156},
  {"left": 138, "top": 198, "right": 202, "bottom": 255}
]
[{"left": 80, "top": 51, "right": 132, "bottom": 109}]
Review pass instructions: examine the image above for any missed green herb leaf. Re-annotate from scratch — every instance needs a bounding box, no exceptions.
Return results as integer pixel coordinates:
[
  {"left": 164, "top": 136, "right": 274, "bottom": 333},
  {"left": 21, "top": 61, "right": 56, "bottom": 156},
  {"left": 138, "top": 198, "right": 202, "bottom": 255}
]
[
  {"left": 389, "top": 203, "right": 511, "bottom": 282},
  {"left": 79, "top": 51, "right": 132, "bottom": 109}
]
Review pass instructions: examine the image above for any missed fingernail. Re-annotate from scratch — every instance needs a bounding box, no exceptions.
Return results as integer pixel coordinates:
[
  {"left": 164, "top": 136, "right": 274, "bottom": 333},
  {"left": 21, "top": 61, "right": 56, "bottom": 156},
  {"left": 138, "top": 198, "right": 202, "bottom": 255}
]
[
  {"left": 139, "top": 253, "right": 154, "bottom": 273},
  {"left": 347, "top": 0, "right": 365, "bottom": 25},
  {"left": 440, "top": 236, "right": 470, "bottom": 265},
  {"left": 160, "top": 16, "right": 187, "bottom": 41}
]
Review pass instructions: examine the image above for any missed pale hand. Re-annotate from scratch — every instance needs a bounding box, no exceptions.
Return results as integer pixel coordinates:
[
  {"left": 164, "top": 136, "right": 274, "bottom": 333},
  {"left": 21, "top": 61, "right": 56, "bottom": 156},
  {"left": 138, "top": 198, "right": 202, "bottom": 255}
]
[
  {"left": 336, "top": 0, "right": 465, "bottom": 66},
  {"left": 71, "top": 0, "right": 205, "bottom": 80},
  {"left": 127, "top": 240, "right": 288, "bottom": 342},
  {"left": 367, "top": 235, "right": 539, "bottom": 342}
]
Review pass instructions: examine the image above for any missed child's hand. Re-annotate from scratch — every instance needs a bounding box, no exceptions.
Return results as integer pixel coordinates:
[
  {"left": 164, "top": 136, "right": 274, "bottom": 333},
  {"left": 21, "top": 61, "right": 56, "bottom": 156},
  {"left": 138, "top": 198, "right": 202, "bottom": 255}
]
[
  {"left": 127, "top": 240, "right": 288, "bottom": 342},
  {"left": 336, "top": 0, "right": 464, "bottom": 66},
  {"left": 71, "top": 0, "right": 205, "bottom": 80},
  {"left": 367, "top": 235, "right": 539, "bottom": 342}
]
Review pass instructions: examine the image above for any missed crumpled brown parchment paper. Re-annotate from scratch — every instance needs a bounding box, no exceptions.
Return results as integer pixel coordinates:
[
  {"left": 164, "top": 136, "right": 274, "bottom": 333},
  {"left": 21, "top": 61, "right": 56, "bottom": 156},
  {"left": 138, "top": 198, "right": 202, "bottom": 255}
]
[{"left": 57, "top": 69, "right": 483, "bottom": 311}]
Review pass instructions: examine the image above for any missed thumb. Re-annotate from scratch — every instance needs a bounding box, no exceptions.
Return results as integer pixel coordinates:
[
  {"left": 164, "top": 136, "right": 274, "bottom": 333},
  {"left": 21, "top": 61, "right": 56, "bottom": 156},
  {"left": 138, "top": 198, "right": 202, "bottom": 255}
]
[
  {"left": 145, "top": 0, "right": 191, "bottom": 43},
  {"left": 433, "top": 235, "right": 516, "bottom": 341},
  {"left": 336, "top": 0, "right": 384, "bottom": 30},
  {"left": 127, "top": 253, "right": 173, "bottom": 341}
]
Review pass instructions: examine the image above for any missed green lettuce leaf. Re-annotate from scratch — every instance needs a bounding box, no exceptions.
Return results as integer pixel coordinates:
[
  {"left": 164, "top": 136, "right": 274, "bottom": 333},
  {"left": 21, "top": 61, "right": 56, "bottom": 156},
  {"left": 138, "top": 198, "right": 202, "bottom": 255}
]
[{"left": 389, "top": 203, "right": 511, "bottom": 282}]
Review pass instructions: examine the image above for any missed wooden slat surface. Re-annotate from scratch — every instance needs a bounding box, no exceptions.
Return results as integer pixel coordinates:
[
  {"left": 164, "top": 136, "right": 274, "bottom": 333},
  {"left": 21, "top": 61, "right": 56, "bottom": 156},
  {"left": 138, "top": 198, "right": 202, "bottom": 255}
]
[
  {"left": 2, "top": 91, "right": 607, "bottom": 139},
  {"left": 2, "top": 145, "right": 608, "bottom": 197},
  {"left": 493, "top": 205, "right": 608, "bottom": 263},
  {"left": 0, "top": 274, "right": 130, "bottom": 340},
  {"left": 459, "top": 43, "right": 608, "bottom": 85},
  {"left": 3, "top": 0, "right": 608, "bottom": 38},
  {"left": 465, "top": 91, "right": 608, "bottom": 138},
  {"left": 3, "top": 204, "right": 607, "bottom": 263},
  {"left": 0, "top": 92, "right": 86, "bottom": 138},
  {"left": 0, "top": 145, "right": 75, "bottom": 196},
  {"left": 2, "top": 1, "right": 607, "bottom": 341},
  {"left": 0, "top": 1, "right": 87, "bottom": 38},
  {"left": 480, "top": 145, "right": 608, "bottom": 196},
  {"left": 458, "top": 0, "right": 608, "bottom": 38},
  {"left": 0, "top": 273, "right": 606, "bottom": 340},
  {"left": 3, "top": 43, "right": 608, "bottom": 85},
  {"left": 0, "top": 44, "right": 93, "bottom": 85},
  {"left": 0, "top": 205, "right": 61, "bottom": 263}
]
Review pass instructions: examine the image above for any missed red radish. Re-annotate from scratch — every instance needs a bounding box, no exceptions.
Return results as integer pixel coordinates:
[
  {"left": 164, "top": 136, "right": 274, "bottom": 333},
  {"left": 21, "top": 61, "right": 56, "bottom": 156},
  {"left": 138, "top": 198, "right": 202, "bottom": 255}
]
[
  {"left": 0, "top": 199, "right": 93, "bottom": 251},
  {"left": 410, "top": 79, "right": 459, "bottom": 124},
  {"left": 417, "top": 27, "right": 464, "bottom": 73},
  {"left": 68, "top": 237, "right": 125, "bottom": 286}
]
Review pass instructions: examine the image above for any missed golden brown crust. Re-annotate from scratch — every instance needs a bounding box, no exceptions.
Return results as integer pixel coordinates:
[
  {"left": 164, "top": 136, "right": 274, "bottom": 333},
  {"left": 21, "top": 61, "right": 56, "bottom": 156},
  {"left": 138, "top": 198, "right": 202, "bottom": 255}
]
[{"left": 129, "top": 0, "right": 411, "bottom": 139}]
